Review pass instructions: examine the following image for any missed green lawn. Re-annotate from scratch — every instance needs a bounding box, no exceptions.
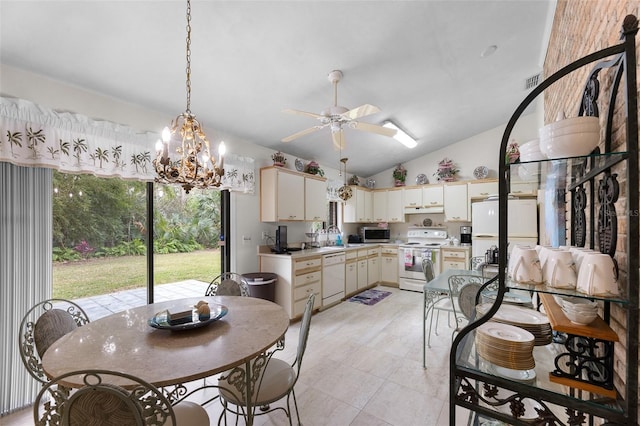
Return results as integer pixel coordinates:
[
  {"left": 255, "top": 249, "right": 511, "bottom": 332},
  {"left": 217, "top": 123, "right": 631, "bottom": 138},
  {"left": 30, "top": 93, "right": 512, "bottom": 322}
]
[{"left": 53, "top": 249, "right": 221, "bottom": 299}]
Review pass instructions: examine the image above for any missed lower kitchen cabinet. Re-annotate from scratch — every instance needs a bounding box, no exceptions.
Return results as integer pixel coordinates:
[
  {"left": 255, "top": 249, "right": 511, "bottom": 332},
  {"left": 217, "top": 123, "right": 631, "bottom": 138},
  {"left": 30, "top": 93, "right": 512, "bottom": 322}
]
[
  {"left": 357, "top": 249, "right": 368, "bottom": 290},
  {"left": 380, "top": 247, "right": 398, "bottom": 285},
  {"left": 367, "top": 250, "right": 380, "bottom": 287},
  {"left": 345, "top": 251, "right": 358, "bottom": 296},
  {"left": 441, "top": 246, "right": 471, "bottom": 272},
  {"left": 259, "top": 254, "right": 322, "bottom": 319}
]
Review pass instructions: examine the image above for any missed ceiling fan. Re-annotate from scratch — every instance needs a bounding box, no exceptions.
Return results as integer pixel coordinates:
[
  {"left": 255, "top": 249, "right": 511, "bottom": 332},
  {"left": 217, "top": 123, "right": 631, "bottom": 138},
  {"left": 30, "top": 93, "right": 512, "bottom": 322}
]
[{"left": 281, "top": 70, "right": 396, "bottom": 150}]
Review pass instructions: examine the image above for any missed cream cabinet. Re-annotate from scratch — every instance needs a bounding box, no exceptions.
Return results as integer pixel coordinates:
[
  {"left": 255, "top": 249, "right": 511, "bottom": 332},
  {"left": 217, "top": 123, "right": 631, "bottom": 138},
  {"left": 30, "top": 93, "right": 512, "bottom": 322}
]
[
  {"left": 371, "top": 189, "right": 404, "bottom": 223},
  {"left": 403, "top": 185, "right": 444, "bottom": 214},
  {"left": 260, "top": 167, "right": 326, "bottom": 222},
  {"left": 444, "top": 183, "right": 469, "bottom": 222},
  {"left": 344, "top": 186, "right": 373, "bottom": 223},
  {"left": 509, "top": 179, "right": 538, "bottom": 197},
  {"left": 367, "top": 248, "right": 380, "bottom": 286},
  {"left": 372, "top": 190, "right": 388, "bottom": 222},
  {"left": 345, "top": 250, "right": 358, "bottom": 296},
  {"left": 380, "top": 247, "right": 398, "bottom": 285},
  {"left": 441, "top": 247, "right": 470, "bottom": 272},
  {"left": 260, "top": 253, "right": 322, "bottom": 319},
  {"left": 467, "top": 180, "right": 498, "bottom": 201},
  {"left": 386, "top": 189, "right": 404, "bottom": 222},
  {"left": 304, "top": 176, "right": 328, "bottom": 221},
  {"left": 357, "top": 249, "right": 368, "bottom": 289}
]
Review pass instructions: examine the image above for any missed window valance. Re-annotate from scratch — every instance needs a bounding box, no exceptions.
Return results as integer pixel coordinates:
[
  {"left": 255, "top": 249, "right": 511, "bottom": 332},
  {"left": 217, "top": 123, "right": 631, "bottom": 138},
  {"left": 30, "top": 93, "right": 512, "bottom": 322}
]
[{"left": 0, "top": 97, "right": 255, "bottom": 193}]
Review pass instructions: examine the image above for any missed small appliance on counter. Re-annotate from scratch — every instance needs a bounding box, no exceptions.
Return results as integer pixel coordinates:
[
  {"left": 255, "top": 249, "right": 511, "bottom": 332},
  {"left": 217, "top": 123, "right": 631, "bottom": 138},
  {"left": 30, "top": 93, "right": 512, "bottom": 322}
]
[
  {"left": 348, "top": 234, "right": 362, "bottom": 244},
  {"left": 460, "top": 226, "right": 472, "bottom": 246},
  {"left": 273, "top": 225, "right": 288, "bottom": 254}
]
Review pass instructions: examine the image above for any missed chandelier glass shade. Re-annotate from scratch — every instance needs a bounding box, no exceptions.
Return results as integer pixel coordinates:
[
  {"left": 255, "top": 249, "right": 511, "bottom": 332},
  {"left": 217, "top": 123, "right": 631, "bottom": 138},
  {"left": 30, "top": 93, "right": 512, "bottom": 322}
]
[{"left": 153, "top": 0, "right": 225, "bottom": 193}]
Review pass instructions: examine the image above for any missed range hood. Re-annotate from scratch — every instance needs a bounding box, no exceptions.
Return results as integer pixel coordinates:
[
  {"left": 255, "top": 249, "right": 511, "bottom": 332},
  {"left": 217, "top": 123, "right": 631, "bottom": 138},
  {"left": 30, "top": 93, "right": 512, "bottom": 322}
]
[{"left": 404, "top": 206, "right": 444, "bottom": 215}]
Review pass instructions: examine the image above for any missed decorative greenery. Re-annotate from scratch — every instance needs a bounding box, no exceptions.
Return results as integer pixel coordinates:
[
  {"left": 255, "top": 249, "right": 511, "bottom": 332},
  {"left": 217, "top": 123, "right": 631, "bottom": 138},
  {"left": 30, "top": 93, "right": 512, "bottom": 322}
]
[
  {"left": 271, "top": 151, "right": 287, "bottom": 165},
  {"left": 305, "top": 161, "right": 324, "bottom": 176},
  {"left": 393, "top": 164, "right": 407, "bottom": 185},
  {"left": 506, "top": 140, "right": 520, "bottom": 164},
  {"left": 434, "top": 158, "right": 459, "bottom": 181}
]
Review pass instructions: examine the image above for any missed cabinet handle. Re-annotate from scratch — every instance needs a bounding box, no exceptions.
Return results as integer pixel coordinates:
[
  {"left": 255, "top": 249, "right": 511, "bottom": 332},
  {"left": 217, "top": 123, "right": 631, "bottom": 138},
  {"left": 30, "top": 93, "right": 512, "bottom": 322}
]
[
  {"left": 480, "top": 192, "right": 488, "bottom": 195},
  {"left": 409, "top": 202, "right": 417, "bottom": 206},
  {"left": 512, "top": 191, "right": 522, "bottom": 194}
]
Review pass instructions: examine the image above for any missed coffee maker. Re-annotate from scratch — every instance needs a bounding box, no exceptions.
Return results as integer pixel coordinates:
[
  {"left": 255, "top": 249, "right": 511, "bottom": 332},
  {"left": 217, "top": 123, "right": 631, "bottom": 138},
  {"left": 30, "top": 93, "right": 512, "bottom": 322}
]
[{"left": 460, "top": 226, "right": 472, "bottom": 246}]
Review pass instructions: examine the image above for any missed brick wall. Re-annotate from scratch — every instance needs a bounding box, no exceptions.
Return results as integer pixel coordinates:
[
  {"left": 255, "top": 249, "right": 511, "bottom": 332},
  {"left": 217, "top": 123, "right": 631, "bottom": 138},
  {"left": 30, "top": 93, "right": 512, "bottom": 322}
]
[{"left": 543, "top": 0, "right": 640, "bottom": 408}]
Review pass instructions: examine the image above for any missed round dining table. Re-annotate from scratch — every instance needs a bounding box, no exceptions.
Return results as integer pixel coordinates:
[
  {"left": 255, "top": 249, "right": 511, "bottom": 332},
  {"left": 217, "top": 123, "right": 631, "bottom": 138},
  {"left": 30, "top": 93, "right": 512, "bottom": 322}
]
[{"left": 42, "top": 295, "right": 289, "bottom": 424}]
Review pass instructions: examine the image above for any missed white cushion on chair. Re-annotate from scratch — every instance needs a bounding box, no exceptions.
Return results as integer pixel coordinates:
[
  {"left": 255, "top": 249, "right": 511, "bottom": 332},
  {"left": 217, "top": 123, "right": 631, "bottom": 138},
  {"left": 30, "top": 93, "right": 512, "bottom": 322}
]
[
  {"left": 170, "top": 401, "right": 210, "bottom": 426},
  {"left": 218, "top": 358, "right": 296, "bottom": 406}
]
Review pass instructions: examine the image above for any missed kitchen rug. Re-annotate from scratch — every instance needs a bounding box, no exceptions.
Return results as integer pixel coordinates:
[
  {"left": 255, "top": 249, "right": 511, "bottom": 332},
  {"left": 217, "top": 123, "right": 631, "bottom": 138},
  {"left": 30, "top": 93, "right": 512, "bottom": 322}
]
[{"left": 348, "top": 289, "right": 392, "bottom": 306}]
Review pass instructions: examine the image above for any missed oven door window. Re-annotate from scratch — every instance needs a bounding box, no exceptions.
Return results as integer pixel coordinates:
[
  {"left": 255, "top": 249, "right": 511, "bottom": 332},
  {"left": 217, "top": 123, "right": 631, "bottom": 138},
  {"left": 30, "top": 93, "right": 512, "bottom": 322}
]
[{"left": 404, "top": 249, "right": 435, "bottom": 272}]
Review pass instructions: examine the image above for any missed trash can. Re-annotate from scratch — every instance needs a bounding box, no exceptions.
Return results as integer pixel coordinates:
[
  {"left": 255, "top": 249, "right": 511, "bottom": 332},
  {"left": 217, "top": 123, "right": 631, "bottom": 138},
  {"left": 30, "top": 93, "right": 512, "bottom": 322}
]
[{"left": 242, "top": 273, "right": 277, "bottom": 302}]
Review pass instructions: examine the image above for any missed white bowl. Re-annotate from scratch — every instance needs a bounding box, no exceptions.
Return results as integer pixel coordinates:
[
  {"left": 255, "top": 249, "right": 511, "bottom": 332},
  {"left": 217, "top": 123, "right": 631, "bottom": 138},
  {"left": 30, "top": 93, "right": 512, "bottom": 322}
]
[
  {"left": 519, "top": 139, "right": 541, "bottom": 153},
  {"left": 541, "top": 131, "right": 600, "bottom": 158},
  {"left": 561, "top": 307, "right": 598, "bottom": 325},
  {"left": 544, "top": 116, "right": 599, "bottom": 131}
]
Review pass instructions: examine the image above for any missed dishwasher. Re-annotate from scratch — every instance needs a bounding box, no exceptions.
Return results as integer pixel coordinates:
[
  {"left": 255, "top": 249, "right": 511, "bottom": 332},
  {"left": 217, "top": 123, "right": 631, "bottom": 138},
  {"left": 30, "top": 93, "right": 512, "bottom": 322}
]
[{"left": 322, "top": 252, "right": 346, "bottom": 307}]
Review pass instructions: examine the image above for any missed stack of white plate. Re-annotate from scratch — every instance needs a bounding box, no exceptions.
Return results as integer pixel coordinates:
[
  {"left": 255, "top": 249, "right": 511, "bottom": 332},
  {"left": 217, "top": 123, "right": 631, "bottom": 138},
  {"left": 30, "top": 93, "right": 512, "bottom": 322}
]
[
  {"left": 476, "top": 322, "right": 536, "bottom": 371},
  {"left": 476, "top": 303, "right": 553, "bottom": 346}
]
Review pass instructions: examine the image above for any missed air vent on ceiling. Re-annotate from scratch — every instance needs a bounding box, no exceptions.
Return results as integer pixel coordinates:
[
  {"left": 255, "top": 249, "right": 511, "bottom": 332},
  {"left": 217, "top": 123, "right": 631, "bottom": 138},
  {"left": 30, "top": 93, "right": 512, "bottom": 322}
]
[{"left": 525, "top": 73, "right": 541, "bottom": 90}]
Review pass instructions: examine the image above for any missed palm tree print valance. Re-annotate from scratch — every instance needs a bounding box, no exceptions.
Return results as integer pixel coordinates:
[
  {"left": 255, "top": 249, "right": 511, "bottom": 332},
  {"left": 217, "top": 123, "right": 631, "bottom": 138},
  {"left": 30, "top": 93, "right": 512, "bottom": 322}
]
[{"left": 0, "top": 97, "right": 255, "bottom": 193}]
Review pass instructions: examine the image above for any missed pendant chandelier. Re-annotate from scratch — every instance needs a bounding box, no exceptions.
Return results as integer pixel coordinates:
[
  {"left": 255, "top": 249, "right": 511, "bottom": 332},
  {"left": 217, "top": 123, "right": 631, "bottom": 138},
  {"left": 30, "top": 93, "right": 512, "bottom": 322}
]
[
  {"left": 153, "top": 0, "right": 225, "bottom": 193},
  {"left": 338, "top": 158, "right": 353, "bottom": 201}
]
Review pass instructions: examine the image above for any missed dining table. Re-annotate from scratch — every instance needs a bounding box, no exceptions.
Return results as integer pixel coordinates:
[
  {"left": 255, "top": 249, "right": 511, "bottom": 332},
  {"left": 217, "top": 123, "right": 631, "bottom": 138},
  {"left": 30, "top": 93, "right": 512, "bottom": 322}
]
[
  {"left": 422, "top": 268, "right": 485, "bottom": 368},
  {"left": 41, "top": 295, "right": 290, "bottom": 425}
]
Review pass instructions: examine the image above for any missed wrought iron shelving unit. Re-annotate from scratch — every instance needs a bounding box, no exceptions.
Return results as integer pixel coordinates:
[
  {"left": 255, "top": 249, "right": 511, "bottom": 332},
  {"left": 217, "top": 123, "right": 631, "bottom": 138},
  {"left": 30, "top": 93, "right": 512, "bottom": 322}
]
[{"left": 449, "top": 15, "right": 639, "bottom": 425}]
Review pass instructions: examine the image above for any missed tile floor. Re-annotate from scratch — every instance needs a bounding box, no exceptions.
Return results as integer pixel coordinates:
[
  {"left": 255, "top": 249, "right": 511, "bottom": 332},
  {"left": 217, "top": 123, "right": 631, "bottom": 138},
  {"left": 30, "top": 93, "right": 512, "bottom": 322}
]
[{"left": 3, "top": 283, "right": 472, "bottom": 426}]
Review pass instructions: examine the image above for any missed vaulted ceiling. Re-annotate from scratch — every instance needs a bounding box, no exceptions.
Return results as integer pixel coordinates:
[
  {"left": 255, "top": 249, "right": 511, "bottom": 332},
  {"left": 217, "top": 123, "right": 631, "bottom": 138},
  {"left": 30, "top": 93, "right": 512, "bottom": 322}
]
[{"left": 0, "top": 1, "right": 555, "bottom": 177}]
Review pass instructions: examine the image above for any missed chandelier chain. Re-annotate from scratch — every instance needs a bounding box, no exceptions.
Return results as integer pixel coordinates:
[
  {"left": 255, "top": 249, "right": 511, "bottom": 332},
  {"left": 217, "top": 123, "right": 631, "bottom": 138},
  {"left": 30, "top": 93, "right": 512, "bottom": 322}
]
[{"left": 185, "top": 0, "right": 192, "bottom": 114}]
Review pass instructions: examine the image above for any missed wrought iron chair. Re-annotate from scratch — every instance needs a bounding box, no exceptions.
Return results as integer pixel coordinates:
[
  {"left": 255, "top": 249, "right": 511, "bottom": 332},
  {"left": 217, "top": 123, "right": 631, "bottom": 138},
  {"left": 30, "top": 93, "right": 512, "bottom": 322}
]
[
  {"left": 217, "top": 293, "right": 315, "bottom": 426},
  {"left": 205, "top": 272, "right": 250, "bottom": 297},
  {"left": 19, "top": 298, "right": 90, "bottom": 385},
  {"left": 33, "top": 369, "right": 210, "bottom": 426},
  {"left": 449, "top": 274, "right": 484, "bottom": 336}
]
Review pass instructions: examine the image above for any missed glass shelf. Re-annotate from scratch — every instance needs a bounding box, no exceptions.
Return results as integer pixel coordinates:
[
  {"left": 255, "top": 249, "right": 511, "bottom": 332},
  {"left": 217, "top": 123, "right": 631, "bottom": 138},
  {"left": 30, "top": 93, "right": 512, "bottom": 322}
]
[
  {"left": 506, "top": 278, "right": 628, "bottom": 304},
  {"left": 455, "top": 329, "right": 626, "bottom": 421},
  {"left": 509, "top": 151, "right": 629, "bottom": 191}
]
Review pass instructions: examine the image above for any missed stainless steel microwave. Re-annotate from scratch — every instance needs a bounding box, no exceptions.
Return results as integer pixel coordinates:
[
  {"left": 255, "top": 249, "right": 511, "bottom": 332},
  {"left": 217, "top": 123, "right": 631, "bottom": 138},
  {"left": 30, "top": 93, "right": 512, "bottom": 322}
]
[{"left": 360, "top": 227, "right": 391, "bottom": 243}]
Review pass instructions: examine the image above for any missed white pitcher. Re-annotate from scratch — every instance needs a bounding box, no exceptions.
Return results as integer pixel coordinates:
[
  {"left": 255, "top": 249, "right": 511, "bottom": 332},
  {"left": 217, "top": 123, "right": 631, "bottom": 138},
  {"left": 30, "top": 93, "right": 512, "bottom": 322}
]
[
  {"left": 510, "top": 248, "right": 543, "bottom": 285},
  {"left": 544, "top": 250, "right": 577, "bottom": 289},
  {"left": 576, "top": 253, "right": 619, "bottom": 296}
]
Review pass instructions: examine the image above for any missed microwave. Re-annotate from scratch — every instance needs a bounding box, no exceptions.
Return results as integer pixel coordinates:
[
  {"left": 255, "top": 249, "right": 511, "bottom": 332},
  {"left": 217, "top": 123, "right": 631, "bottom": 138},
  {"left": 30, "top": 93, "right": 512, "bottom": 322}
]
[{"left": 360, "top": 227, "right": 391, "bottom": 243}]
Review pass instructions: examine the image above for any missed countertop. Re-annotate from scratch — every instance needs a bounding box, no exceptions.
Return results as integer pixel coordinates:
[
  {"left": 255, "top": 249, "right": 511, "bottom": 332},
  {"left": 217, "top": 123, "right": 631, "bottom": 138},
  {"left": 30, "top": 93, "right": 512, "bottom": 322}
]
[{"left": 257, "top": 243, "right": 399, "bottom": 259}]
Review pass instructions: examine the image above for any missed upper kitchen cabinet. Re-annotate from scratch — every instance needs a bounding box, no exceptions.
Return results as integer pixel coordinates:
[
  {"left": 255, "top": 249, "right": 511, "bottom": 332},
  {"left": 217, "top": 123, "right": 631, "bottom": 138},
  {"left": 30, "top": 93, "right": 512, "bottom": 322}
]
[
  {"left": 304, "top": 175, "right": 328, "bottom": 221},
  {"left": 260, "top": 166, "right": 327, "bottom": 222},
  {"left": 443, "top": 182, "right": 468, "bottom": 221},
  {"left": 403, "top": 184, "right": 444, "bottom": 214},
  {"left": 343, "top": 186, "right": 373, "bottom": 223},
  {"left": 467, "top": 179, "right": 498, "bottom": 202},
  {"left": 372, "top": 188, "right": 405, "bottom": 223}
]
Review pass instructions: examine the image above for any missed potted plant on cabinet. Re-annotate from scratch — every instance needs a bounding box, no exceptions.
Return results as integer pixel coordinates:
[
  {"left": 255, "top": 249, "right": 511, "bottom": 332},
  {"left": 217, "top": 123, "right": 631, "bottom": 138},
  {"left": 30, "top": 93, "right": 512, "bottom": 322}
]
[
  {"left": 434, "top": 158, "right": 459, "bottom": 182},
  {"left": 271, "top": 151, "right": 287, "bottom": 167},
  {"left": 393, "top": 164, "right": 407, "bottom": 186}
]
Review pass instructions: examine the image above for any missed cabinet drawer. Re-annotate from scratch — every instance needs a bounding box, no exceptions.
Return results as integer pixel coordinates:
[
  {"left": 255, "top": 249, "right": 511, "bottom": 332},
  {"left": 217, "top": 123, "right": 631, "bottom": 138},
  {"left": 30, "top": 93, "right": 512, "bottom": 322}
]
[
  {"left": 442, "top": 250, "right": 467, "bottom": 259},
  {"left": 367, "top": 248, "right": 379, "bottom": 256},
  {"left": 293, "top": 281, "right": 321, "bottom": 302},
  {"left": 293, "top": 286, "right": 321, "bottom": 316},
  {"left": 345, "top": 250, "right": 358, "bottom": 260},
  {"left": 380, "top": 247, "right": 397, "bottom": 255},
  {"left": 357, "top": 249, "right": 369, "bottom": 259},
  {"left": 443, "top": 260, "right": 467, "bottom": 269},
  {"left": 294, "top": 257, "right": 322, "bottom": 271},
  {"left": 294, "top": 270, "right": 322, "bottom": 287}
]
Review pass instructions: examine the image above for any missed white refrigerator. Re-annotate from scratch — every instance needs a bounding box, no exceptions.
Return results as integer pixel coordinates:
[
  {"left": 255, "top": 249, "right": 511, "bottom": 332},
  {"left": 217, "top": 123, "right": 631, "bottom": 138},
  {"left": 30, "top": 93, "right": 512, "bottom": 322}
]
[{"left": 471, "top": 199, "right": 538, "bottom": 259}]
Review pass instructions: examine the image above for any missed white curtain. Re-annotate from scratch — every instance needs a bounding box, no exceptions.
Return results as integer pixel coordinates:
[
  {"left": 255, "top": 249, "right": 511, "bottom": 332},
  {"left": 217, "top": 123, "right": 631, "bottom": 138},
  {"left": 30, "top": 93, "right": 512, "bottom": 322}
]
[{"left": 0, "top": 162, "right": 52, "bottom": 415}]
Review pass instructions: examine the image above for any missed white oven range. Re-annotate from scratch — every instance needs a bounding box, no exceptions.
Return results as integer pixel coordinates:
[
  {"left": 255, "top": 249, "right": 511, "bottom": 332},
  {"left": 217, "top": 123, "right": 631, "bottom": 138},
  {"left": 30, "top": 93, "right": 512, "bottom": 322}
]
[{"left": 398, "top": 227, "right": 448, "bottom": 292}]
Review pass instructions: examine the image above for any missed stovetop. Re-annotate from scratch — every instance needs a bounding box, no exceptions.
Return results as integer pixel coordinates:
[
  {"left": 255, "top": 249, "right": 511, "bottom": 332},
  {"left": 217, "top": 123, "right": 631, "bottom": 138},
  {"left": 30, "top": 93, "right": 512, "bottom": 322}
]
[{"left": 402, "top": 227, "right": 448, "bottom": 248}]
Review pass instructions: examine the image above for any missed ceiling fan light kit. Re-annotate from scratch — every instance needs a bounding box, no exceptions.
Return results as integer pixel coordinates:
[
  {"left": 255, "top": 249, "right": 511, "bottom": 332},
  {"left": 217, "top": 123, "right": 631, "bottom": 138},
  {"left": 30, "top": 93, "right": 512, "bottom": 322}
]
[{"left": 281, "top": 69, "right": 398, "bottom": 149}]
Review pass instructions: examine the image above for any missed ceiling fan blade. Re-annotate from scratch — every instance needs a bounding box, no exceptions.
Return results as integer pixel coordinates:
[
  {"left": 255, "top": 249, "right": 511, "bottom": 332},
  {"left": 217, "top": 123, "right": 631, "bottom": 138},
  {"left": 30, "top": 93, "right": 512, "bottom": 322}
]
[
  {"left": 332, "top": 130, "right": 346, "bottom": 150},
  {"left": 352, "top": 121, "right": 397, "bottom": 137},
  {"left": 281, "top": 125, "right": 324, "bottom": 142},
  {"left": 282, "top": 108, "right": 325, "bottom": 120},
  {"left": 341, "top": 104, "right": 381, "bottom": 120}
]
